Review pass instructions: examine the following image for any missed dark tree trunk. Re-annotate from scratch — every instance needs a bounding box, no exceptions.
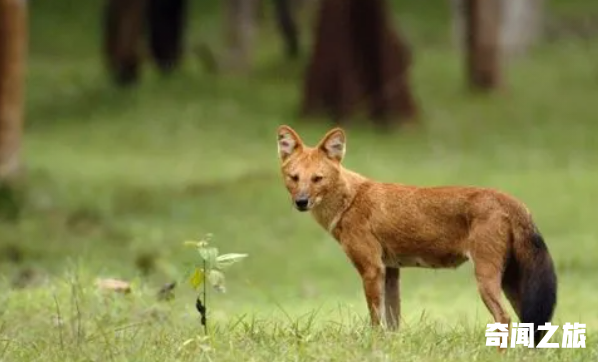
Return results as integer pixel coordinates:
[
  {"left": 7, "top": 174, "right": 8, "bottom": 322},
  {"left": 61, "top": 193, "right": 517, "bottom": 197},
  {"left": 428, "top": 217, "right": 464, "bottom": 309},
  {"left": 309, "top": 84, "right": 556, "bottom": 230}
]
[
  {"left": 300, "top": 0, "right": 418, "bottom": 128},
  {"left": 104, "top": 0, "right": 147, "bottom": 86},
  {"left": 147, "top": 0, "right": 188, "bottom": 73},
  {"left": 0, "top": 0, "right": 27, "bottom": 220},
  {"left": 272, "top": 0, "right": 300, "bottom": 59},
  {"left": 463, "top": 0, "right": 502, "bottom": 90},
  {"left": 103, "top": 0, "right": 188, "bottom": 84}
]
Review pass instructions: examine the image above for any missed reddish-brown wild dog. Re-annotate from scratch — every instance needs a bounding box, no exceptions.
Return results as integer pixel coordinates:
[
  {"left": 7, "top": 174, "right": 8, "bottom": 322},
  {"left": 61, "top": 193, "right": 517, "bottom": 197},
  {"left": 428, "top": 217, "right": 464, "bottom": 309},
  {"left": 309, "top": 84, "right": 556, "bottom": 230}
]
[{"left": 276, "top": 125, "right": 557, "bottom": 347}]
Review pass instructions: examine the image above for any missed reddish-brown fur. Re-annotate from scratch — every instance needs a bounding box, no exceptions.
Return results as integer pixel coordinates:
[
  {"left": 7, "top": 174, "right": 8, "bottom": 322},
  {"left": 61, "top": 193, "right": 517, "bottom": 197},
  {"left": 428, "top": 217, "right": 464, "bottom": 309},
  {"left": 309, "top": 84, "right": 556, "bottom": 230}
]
[{"left": 276, "top": 125, "right": 557, "bottom": 350}]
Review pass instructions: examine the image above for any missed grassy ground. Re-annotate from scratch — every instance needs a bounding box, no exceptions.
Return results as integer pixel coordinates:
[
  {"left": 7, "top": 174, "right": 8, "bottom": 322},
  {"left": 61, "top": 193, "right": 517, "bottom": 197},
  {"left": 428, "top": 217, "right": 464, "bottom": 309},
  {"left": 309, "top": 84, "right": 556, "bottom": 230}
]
[{"left": 1, "top": 0, "right": 598, "bottom": 361}]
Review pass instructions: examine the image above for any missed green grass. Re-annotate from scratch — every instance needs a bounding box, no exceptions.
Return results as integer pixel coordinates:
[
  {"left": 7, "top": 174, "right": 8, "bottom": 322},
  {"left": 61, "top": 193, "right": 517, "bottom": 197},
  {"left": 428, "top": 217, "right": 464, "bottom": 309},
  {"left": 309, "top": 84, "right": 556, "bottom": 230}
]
[{"left": 1, "top": 0, "right": 597, "bottom": 360}]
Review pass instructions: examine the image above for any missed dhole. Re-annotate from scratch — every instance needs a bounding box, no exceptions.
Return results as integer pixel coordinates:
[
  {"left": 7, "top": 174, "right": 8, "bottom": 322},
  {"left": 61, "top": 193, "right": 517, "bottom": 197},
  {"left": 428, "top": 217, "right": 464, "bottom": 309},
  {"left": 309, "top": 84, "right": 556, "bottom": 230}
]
[{"left": 276, "top": 125, "right": 557, "bottom": 347}]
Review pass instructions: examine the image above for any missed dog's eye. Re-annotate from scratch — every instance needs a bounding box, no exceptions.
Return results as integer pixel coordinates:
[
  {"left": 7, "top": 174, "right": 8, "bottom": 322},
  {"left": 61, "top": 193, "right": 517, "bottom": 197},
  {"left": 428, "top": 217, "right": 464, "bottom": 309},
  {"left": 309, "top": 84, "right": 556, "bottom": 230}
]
[
  {"left": 312, "top": 175, "right": 323, "bottom": 183},
  {"left": 290, "top": 174, "right": 299, "bottom": 182}
]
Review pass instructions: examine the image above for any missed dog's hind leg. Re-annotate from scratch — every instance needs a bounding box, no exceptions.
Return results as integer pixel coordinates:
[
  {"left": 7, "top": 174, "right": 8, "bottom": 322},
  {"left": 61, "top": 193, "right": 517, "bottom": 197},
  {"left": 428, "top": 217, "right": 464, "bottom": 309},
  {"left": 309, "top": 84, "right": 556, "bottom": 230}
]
[
  {"left": 501, "top": 253, "right": 522, "bottom": 321},
  {"left": 384, "top": 267, "right": 400, "bottom": 330},
  {"left": 469, "top": 216, "right": 512, "bottom": 352}
]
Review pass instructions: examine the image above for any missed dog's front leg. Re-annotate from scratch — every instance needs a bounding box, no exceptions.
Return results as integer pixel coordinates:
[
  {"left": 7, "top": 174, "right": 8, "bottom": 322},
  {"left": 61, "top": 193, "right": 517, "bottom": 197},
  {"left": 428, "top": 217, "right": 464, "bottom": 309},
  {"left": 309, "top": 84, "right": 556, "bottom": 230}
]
[
  {"left": 361, "top": 264, "right": 385, "bottom": 327},
  {"left": 339, "top": 234, "right": 385, "bottom": 328}
]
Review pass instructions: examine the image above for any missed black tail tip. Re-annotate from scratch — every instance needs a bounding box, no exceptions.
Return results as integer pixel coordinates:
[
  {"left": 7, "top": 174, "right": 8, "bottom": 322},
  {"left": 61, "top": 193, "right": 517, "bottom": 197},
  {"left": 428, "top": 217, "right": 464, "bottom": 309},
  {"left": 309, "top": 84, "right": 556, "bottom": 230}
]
[{"left": 520, "top": 231, "right": 558, "bottom": 337}]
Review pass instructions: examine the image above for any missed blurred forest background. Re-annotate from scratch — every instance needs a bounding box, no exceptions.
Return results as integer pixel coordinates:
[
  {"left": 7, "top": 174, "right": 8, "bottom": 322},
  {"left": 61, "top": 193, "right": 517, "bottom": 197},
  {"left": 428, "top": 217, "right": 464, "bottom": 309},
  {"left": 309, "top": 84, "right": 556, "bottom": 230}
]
[{"left": 0, "top": 0, "right": 597, "bottom": 359}]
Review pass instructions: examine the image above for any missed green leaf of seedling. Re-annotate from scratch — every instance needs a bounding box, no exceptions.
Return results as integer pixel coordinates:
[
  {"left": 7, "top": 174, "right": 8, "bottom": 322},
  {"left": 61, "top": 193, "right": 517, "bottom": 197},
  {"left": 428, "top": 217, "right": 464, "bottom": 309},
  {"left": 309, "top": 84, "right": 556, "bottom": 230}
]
[
  {"left": 189, "top": 268, "right": 204, "bottom": 290},
  {"left": 198, "top": 247, "right": 218, "bottom": 269},
  {"left": 183, "top": 240, "right": 200, "bottom": 247},
  {"left": 209, "top": 248, "right": 219, "bottom": 268},
  {"left": 216, "top": 253, "right": 248, "bottom": 269},
  {"left": 198, "top": 248, "right": 208, "bottom": 261},
  {"left": 182, "top": 234, "right": 247, "bottom": 296},
  {"left": 208, "top": 270, "right": 226, "bottom": 293},
  {"left": 184, "top": 238, "right": 210, "bottom": 249}
]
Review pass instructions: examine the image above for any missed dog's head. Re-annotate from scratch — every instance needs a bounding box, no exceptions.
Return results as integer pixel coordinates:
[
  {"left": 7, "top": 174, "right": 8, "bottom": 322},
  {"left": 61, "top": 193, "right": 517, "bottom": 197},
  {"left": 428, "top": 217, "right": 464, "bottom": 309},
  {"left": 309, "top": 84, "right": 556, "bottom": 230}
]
[{"left": 276, "top": 125, "right": 346, "bottom": 212}]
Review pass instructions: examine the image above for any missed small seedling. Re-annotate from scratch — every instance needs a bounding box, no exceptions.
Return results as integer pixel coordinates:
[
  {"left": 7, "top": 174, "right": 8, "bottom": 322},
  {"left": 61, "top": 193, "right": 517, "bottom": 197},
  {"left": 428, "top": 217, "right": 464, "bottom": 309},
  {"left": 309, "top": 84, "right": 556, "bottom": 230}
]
[{"left": 183, "top": 234, "right": 248, "bottom": 334}]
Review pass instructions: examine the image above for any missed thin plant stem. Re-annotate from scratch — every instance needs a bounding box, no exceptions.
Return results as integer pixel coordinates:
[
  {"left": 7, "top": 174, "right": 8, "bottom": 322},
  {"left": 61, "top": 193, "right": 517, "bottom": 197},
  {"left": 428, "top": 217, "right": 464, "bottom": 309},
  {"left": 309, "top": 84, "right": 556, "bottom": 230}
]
[{"left": 203, "top": 257, "right": 208, "bottom": 335}]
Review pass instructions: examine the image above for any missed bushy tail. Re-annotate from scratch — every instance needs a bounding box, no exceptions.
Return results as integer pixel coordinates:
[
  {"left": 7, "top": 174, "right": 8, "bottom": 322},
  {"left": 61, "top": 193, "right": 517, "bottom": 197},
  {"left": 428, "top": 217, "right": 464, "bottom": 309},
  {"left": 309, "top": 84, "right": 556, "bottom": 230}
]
[{"left": 504, "top": 225, "right": 557, "bottom": 342}]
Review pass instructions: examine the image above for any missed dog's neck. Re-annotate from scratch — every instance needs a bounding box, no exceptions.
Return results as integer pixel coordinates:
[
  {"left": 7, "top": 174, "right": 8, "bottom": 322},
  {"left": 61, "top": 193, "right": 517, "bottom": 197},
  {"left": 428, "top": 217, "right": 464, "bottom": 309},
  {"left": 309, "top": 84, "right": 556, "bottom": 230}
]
[{"left": 310, "top": 167, "right": 367, "bottom": 236}]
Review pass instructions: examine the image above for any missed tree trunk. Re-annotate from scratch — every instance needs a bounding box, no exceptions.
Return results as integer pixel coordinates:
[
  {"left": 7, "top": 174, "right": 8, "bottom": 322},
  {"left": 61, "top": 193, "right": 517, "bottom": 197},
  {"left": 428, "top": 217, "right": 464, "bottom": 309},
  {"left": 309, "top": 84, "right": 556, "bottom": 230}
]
[
  {"left": 500, "top": 0, "right": 544, "bottom": 56},
  {"left": 147, "top": 0, "right": 188, "bottom": 73},
  {"left": 463, "top": 0, "right": 502, "bottom": 90},
  {"left": 452, "top": 0, "right": 545, "bottom": 58},
  {"left": 104, "top": 0, "right": 147, "bottom": 86},
  {"left": 0, "top": 0, "right": 27, "bottom": 219},
  {"left": 300, "top": 0, "right": 418, "bottom": 128},
  {"left": 272, "top": 0, "right": 300, "bottom": 59},
  {"left": 221, "top": 0, "right": 258, "bottom": 73}
]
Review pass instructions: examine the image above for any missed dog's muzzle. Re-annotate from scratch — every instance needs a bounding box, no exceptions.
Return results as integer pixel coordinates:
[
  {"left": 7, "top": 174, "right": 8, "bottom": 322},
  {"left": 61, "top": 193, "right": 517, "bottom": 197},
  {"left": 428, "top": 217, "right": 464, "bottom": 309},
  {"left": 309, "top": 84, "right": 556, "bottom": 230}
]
[{"left": 294, "top": 197, "right": 309, "bottom": 211}]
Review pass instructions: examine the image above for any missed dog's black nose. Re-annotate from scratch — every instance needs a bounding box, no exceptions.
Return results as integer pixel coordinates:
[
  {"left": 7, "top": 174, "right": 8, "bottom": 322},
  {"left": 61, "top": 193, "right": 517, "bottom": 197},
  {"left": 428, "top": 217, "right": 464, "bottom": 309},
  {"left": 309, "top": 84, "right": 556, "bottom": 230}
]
[{"left": 294, "top": 198, "right": 309, "bottom": 210}]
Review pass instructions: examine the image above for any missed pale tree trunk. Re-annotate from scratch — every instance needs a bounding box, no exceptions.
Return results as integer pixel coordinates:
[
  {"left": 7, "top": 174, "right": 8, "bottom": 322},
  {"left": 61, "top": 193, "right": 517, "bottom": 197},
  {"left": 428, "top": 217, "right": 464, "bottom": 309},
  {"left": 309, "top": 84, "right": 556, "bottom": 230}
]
[
  {"left": 0, "top": 0, "right": 27, "bottom": 219},
  {"left": 206, "top": 0, "right": 304, "bottom": 72},
  {"left": 500, "top": 0, "right": 544, "bottom": 56},
  {"left": 221, "top": 0, "right": 258, "bottom": 73},
  {"left": 451, "top": 0, "right": 545, "bottom": 58}
]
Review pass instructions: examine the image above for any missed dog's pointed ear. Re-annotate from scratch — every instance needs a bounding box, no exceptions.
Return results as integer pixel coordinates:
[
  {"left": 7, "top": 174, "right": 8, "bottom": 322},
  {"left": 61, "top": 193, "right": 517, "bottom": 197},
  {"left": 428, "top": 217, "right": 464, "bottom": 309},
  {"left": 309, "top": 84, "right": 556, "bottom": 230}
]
[
  {"left": 277, "top": 125, "right": 304, "bottom": 162},
  {"left": 318, "top": 127, "right": 346, "bottom": 162}
]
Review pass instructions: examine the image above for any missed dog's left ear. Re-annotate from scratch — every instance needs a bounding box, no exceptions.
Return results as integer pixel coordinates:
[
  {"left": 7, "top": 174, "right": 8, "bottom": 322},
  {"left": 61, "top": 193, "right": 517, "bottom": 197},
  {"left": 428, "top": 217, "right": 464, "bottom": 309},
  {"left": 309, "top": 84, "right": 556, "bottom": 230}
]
[{"left": 318, "top": 128, "right": 346, "bottom": 162}]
